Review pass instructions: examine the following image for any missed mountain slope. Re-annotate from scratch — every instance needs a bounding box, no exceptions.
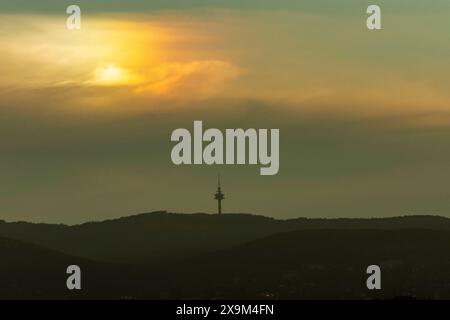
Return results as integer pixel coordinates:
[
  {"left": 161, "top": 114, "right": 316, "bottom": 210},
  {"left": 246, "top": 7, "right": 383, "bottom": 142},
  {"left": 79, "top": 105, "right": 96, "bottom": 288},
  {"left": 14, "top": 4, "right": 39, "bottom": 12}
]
[
  {"left": 3, "top": 225, "right": 450, "bottom": 298},
  {"left": 164, "top": 228, "right": 450, "bottom": 299},
  {"left": 0, "top": 235, "right": 170, "bottom": 299},
  {"left": 0, "top": 212, "right": 286, "bottom": 264},
  {"left": 1, "top": 212, "right": 450, "bottom": 265},
  {"left": 0, "top": 235, "right": 110, "bottom": 299}
]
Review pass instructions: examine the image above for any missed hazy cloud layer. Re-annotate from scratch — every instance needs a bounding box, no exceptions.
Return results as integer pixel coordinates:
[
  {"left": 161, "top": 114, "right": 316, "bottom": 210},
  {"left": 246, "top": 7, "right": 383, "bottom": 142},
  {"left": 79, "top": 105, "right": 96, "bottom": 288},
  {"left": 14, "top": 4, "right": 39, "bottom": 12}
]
[{"left": 0, "top": 4, "right": 449, "bottom": 223}]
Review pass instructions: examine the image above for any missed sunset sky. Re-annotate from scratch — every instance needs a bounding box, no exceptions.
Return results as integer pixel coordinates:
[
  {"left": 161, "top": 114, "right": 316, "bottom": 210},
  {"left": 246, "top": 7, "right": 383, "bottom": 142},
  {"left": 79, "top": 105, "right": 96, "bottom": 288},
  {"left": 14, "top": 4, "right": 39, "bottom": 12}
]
[{"left": 1, "top": 0, "right": 450, "bottom": 223}]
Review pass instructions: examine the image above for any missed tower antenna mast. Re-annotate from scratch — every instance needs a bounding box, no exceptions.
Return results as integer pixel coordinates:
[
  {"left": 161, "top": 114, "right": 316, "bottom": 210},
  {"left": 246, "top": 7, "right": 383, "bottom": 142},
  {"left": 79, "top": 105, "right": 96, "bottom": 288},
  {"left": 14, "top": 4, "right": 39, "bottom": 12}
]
[{"left": 214, "top": 174, "right": 225, "bottom": 214}]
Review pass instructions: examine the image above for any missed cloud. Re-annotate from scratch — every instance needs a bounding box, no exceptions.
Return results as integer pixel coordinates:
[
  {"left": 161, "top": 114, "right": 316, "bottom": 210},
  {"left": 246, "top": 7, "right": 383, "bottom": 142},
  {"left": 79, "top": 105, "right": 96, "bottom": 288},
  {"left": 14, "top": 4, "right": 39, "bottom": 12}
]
[
  {"left": 0, "top": 13, "right": 245, "bottom": 119},
  {"left": 2, "top": 0, "right": 450, "bottom": 15},
  {"left": 135, "top": 60, "right": 242, "bottom": 99}
]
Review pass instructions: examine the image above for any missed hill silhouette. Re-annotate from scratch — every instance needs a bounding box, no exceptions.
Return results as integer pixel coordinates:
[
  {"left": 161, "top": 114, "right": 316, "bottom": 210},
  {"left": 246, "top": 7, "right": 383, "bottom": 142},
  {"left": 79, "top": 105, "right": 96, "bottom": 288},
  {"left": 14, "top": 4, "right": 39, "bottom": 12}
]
[
  {"left": 165, "top": 228, "right": 450, "bottom": 299},
  {"left": 1, "top": 212, "right": 450, "bottom": 265},
  {"left": 0, "top": 235, "right": 111, "bottom": 299},
  {"left": 0, "top": 235, "right": 167, "bottom": 299},
  {"left": 2, "top": 212, "right": 450, "bottom": 299}
]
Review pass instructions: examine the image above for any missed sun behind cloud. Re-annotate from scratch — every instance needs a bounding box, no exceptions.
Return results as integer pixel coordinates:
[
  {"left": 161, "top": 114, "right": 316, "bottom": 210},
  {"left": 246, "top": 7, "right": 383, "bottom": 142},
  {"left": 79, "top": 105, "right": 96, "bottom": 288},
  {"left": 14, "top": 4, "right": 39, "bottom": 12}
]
[
  {"left": 0, "top": 15, "right": 243, "bottom": 107},
  {"left": 98, "top": 65, "right": 123, "bottom": 82},
  {"left": 92, "top": 64, "right": 136, "bottom": 86}
]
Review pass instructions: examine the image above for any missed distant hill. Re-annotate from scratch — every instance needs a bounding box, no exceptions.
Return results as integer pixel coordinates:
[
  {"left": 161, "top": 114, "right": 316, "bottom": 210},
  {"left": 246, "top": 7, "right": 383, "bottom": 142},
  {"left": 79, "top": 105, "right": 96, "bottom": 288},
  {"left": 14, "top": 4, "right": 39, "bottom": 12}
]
[
  {"left": 0, "top": 212, "right": 286, "bottom": 264},
  {"left": 0, "top": 235, "right": 110, "bottom": 299},
  {"left": 1, "top": 212, "right": 450, "bottom": 265},
  {"left": 3, "top": 226, "right": 450, "bottom": 299},
  {"left": 0, "top": 235, "right": 168, "bottom": 299},
  {"left": 2, "top": 212, "right": 450, "bottom": 299},
  {"left": 160, "top": 228, "right": 450, "bottom": 299}
]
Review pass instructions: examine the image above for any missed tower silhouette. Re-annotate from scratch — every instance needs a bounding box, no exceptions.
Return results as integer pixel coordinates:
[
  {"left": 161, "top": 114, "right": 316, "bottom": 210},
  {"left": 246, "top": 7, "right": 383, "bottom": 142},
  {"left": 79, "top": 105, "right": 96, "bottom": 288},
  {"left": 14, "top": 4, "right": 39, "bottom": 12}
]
[{"left": 214, "top": 175, "right": 225, "bottom": 214}]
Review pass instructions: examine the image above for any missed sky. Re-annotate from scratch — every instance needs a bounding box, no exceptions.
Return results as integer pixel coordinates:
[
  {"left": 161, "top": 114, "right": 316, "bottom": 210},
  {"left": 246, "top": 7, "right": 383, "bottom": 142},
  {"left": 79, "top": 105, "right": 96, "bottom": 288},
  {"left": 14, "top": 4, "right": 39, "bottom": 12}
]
[{"left": 0, "top": 0, "right": 450, "bottom": 223}]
